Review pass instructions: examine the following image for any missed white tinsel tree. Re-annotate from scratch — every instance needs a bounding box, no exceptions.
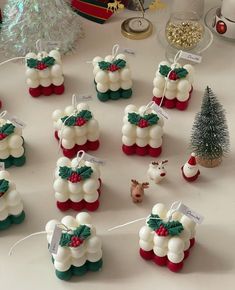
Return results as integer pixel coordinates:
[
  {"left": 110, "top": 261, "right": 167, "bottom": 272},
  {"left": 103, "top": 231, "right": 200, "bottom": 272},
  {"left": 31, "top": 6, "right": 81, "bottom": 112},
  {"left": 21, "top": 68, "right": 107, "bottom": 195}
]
[{"left": 0, "top": 0, "right": 83, "bottom": 57}]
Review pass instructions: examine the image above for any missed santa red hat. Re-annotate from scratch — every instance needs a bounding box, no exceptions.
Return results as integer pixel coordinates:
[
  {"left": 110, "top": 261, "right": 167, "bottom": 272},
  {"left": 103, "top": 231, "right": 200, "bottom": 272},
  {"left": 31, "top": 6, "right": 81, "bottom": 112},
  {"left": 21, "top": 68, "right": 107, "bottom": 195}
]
[{"left": 187, "top": 153, "right": 197, "bottom": 166}]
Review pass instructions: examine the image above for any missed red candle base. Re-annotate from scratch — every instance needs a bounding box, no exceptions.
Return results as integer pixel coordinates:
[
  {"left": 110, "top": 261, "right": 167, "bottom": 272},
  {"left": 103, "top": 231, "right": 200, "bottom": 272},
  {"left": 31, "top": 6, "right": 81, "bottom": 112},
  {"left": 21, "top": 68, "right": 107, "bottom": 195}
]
[
  {"left": 152, "top": 86, "right": 193, "bottom": 111},
  {"left": 54, "top": 131, "right": 100, "bottom": 157},
  {"left": 56, "top": 179, "right": 102, "bottom": 212},
  {"left": 122, "top": 144, "right": 162, "bottom": 157},
  {"left": 29, "top": 84, "right": 65, "bottom": 97},
  {"left": 139, "top": 238, "right": 195, "bottom": 272}
]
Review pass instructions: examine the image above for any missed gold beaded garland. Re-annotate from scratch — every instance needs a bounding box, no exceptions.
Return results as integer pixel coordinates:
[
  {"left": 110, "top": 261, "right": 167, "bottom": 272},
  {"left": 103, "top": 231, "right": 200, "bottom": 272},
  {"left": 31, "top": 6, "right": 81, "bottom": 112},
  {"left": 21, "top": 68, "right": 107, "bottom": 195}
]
[{"left": 166, "top": 21, "right": 204, "bottom": 50}]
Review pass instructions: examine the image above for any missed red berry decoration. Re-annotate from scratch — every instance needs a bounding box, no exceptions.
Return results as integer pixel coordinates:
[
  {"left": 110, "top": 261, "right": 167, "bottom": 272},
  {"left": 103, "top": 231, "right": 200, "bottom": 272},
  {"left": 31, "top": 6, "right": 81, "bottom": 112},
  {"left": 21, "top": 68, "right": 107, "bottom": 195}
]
[
  {"left": 69, "top": 236, "right": 83, "bottom": 247},
  {"left": 0, "top": 133, "right": 7, "bottom": 140},
  {"left": 216, "top": 21, "right": 227, "bottom": 34},
  {"left": 75, "top": 117, "right": 86, "bottom": 126},
  {"left": 36, "top": 62, "right": 47, "bottom": 70},
  {"left": 156, "top": 225, "right": 169, "bottom": 236},
  {"left": 68, "top": 172, "right": 81, "bottom": 183},
  {"left": 169, "top": 71, "right": 178, "bottom": 81},
  {"left": 138, "top": 119, "right": 149, "bottom": 128},
  {"left": 109, "top": 64, "right": 119, "bottom": 72}
]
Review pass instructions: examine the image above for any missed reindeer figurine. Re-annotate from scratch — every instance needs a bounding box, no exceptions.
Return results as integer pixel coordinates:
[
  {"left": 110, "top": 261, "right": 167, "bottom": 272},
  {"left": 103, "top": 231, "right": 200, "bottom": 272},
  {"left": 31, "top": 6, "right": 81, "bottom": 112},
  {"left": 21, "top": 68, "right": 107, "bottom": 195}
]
[
  {"left": 147, "top": 160, "right": 168, "bottom": 184},
  {"left": 107, "top": 0, "right": 124, "bottom": 13},
  {"left": 130, "top": 179, "right": 149, "bottom": 203}
]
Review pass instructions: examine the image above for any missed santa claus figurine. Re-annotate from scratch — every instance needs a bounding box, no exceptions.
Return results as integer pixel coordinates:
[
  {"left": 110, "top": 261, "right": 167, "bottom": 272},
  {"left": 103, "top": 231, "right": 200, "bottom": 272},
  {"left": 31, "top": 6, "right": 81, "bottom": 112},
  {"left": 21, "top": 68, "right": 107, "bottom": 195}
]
[{"left": 181, "top": 153, "right": 200, "bottom": 182}]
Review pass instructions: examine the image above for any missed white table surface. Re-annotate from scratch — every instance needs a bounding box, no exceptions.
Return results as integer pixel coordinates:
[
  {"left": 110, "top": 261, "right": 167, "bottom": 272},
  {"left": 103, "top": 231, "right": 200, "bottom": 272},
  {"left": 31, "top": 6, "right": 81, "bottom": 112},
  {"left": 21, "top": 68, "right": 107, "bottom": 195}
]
[{"left": 0, "top": 0, "right": 235, "bottom": 289}]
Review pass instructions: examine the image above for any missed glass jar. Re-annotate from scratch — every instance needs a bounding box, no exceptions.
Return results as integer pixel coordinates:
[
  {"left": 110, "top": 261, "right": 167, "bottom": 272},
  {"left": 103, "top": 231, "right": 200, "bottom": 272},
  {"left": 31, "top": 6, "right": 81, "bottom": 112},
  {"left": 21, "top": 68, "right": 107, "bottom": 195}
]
[
  {"left": 172, "top": 0, "right": 204, "bottom": 18},
  {"left": 165, "top": 11, "right": 205, "bottom": 50}
]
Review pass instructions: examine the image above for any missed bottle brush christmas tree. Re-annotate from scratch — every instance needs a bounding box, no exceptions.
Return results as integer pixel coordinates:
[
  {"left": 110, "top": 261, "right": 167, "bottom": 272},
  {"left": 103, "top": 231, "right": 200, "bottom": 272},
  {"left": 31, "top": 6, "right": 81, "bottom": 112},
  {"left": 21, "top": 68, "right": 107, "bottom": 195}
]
[
  {"left": 190, "top": 86, "right": 230, "bottom": 168},
  {"left": 0, "top": 0, "right": 83, "bottom": 57}
]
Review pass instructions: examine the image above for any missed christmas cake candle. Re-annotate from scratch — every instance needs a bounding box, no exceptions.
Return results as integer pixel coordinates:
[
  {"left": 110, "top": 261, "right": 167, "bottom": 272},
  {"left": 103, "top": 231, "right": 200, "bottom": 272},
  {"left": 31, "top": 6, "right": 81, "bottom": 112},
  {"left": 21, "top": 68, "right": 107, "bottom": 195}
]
[
  {"left": 139, "top": 203, "right": 196, "bottom": 272},
  {"left": 45, "top": 212, "right": 103, "bottom": 280},
  {"left": 122, "top": 104, "right": 164, "bottom": 157},
  {"left": 53, "top": 155, "right": 102, "bottom": 211},
  {"left": 92, "top": 48, "right": 132, "bottom": 101},
  {"left": 52, "top": 102, "right": 100, "bottom": 158},
  {"left": 0, "top": 170, "right": 25, "bottom": 230},
  {"left": 152, "top": 61, "right": 195, "bottom": 110},
  {"left": 0, "top": 117, "right": 26, "bottom": 168},
  {"left": 25, "top": 49, "right": 65, "bottom": 97}
]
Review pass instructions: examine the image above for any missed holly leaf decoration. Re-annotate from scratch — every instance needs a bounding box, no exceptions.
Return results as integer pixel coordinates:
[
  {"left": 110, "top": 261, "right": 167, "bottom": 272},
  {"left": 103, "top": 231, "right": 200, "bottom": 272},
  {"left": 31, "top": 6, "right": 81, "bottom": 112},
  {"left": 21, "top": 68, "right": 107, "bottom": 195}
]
[
  {"left": 26, "top": 56, "right": 55, "bottom": 69},
  {"left": 128, "top": 112, "right": 158, "bottom": 127},
  {"left": 0, "top": 179, "right": 9, "bottom": 197},
  {"left": 174, "top": 67, "right": 188, "bottom": 79},
  {"left": 147, "top": 214, "right": 184, "bottom": 236},
  {"left": 27, "top": 58, "right": 38, "bottom": 69},
  {"left": 113, "top": 59, "right": 126, "bottom": 69},
  {"left": 60, "top": 233, "right": 72, "bottom": 247},
  {"left": 61, "top": 115, "right": 77, "bottom": 126},
  {"left": 98, "top": 61, "right": 110, "bottom": 71},
  {"left": 159, "top": 65, "right": 171, "bottom": 77},
  {"left": 144, "top": 113, "right": 159, "bottom": 125},
  {"left": 59, "top": 166, "right": 72, "bottom": 179},
  {"left": 128, "top": 112, "right": 141, "bottom": 125},
  {"left": 61, "top": 110, "right": 92, "bottom": 127},
  {"left": 159, "top": 65, "right": 188, "bottom": 80},
  {"left": 78, "top": 110, "right": 92, "bottom": 121},
  {"left": 165, "top": 221, "right": 184, "bottom": 236},
  {"left": 76, "top": 166, "right": 93, "bottom": 180},
  {"left": 147, "top": 214, "right": 162, "bottom": 230},
  {"left": 98, "top": 59, "right": 126, "bottom": 72},
  {"left": 73, "top": 225, "right": 91, "bottom": 240},
  {"left": 42, "top": 56, "right": 55, "bottom": 67},
  {"left": 59, "top": 225, "right": 91, "bottom": 247},
  {"left": 0, "top": 123, "right": 15, "bottom": 135}
]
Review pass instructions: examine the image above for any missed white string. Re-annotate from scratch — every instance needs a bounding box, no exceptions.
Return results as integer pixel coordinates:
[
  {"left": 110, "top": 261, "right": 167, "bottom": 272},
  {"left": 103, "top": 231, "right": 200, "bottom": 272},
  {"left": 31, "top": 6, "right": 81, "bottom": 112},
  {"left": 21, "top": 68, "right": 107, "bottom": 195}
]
[
  {"left": 111, "top": 44, "right": 120, "bottom": 61},
  {"left": 72, "top": 94, "right": 78, "bottom": 110},
  {"left": 36, "top": 39, "right": 42, "bottom": 52},
  {"left": 9, "top": 231, "right": 47, "bottom": 256},
  {"left": 108, "top": 200, "right": 183, "bottom": 231},
  {"left": 0, "top": 57, "right": 25, "bottom": 67},
  {"left": 159, "top": 50, "right": 182, "bottom": 107},
  {"left": 73, "top": 150, "right": 85, "bottom": 169},
  {"left": 0, "top": 110, "right": 7, "bottom": 118},
  {"left": 143, "top": 101, "right": 155, "bottom": 115}
]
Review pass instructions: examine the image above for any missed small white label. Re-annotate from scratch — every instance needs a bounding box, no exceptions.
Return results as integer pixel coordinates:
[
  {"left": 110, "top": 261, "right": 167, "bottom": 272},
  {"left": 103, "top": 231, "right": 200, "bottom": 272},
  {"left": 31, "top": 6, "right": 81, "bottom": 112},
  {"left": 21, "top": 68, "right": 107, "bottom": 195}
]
[
  {"left": 178, "top": 203, "right": 204, "bottom": 224},
  {"left": 42, "top": 41, "right": 61, "bottom": 52},
  {"left": 49, "top": 225, "right": 63, "bottom": 254},
  {"left": 0, "top": 162, "right": 5, "bottom": 171},
  {"left": 83, "top": 153, "right": 105, "bottom": 166},
  {"left": 4, "top": 113, "right": 26, "bottom": 129},
  {"left": 123, "top": 48, "right": 135, "bottom": 55},
  {"left": 151, "top": 103, "right": 170, "bottom": 120},
  {"left": 179, "top": 51, "right": 202, "bottom": 63},
  {"left": 77, "top": 95, "right": 93, "bottom": 101}
]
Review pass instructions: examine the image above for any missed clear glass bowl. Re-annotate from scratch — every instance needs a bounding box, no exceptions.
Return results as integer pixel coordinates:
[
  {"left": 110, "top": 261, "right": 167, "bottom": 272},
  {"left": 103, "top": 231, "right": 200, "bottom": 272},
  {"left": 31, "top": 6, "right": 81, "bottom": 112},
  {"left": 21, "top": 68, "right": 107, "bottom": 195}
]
[{"left": 165, "top": 11, "right": 205, "bottom": 50}]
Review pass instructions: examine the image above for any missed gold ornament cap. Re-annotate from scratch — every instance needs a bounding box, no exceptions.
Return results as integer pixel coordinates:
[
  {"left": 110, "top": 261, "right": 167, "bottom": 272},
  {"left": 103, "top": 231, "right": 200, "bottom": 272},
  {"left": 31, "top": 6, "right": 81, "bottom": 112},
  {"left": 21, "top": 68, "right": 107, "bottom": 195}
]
[{"left": 121, "top": 17, "right": 153, "bottom": 40}]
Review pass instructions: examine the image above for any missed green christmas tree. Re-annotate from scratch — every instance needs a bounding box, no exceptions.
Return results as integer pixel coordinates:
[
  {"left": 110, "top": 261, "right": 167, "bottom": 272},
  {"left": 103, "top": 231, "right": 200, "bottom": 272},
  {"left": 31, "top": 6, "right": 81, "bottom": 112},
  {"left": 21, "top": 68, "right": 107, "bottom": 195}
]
[
  {"left": 190, "top": 86, "right": 230, "bottom": 167},
  {"left": 0, "top": 0, "right": 83, "bottom": 57}
]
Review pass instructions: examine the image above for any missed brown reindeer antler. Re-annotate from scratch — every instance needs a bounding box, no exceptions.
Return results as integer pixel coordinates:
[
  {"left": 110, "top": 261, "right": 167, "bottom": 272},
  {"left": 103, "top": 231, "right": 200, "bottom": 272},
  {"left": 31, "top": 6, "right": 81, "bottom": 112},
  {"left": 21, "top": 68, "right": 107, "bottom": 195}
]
[
  {"left": 131, "top": 179, "right": 139, "bottom": 185},
  {"left": 142, "top": 182, "right": 149, "bottom": 188},
  {"left": 151, "top": 161, "right": 159, "bottom": 165},
  {"left": 162, "top": 160, "right": 168, "bottom": 164}
]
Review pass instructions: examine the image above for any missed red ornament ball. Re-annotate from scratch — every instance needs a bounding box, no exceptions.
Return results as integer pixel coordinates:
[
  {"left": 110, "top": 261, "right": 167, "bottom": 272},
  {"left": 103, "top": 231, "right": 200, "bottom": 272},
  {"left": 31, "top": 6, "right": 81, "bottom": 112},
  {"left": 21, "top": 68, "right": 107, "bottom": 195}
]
[
  {"left": 87, "top": 140, "right": 100, "bottom": 151},
  {"left": 57, "top": 200, "right": 71, "bottom": 211},
  {"left": 153, "top": 255, "right": 168, "bottom": 266},
  {"left": 139, "top": 248, "right": 154, "bottom": 260},
  {"left": 216, "top": 21, "right": 227, "bottom": 34},
  {"left": 167, "top": 261, "right": 184, "bottom": 272}
]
